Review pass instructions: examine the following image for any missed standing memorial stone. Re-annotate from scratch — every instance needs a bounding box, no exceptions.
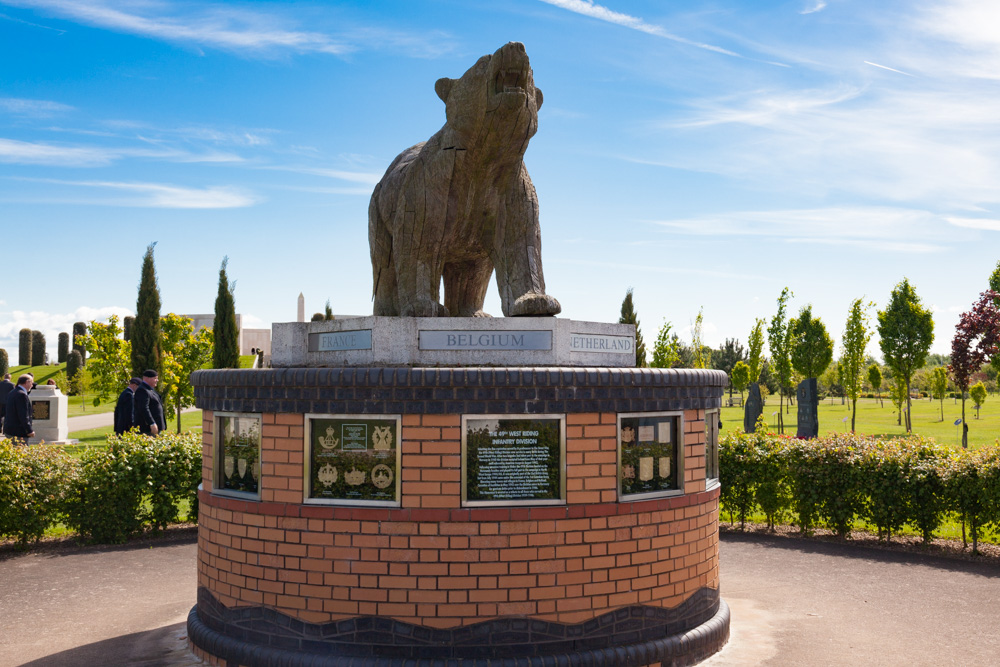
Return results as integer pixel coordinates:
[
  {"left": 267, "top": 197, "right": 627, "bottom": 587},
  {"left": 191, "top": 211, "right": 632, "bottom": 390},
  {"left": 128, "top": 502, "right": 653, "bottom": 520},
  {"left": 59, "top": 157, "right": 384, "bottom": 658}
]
[
  {"left": 744, "top": 382, "right": 763, "bottom": 433},
  {"left": 796, "top": 378, "right": 819, "bottom": 438}
]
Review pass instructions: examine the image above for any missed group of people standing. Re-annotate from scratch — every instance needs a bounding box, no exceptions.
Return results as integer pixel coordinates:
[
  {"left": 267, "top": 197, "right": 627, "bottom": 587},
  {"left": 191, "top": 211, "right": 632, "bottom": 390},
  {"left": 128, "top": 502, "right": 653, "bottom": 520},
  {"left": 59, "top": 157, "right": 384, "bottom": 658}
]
[
  {"left": 0, "top": 368, "right": 166, "bottom": 445},
  {"left": 114, "top": 370, "right": 166, "bottom": 436}
]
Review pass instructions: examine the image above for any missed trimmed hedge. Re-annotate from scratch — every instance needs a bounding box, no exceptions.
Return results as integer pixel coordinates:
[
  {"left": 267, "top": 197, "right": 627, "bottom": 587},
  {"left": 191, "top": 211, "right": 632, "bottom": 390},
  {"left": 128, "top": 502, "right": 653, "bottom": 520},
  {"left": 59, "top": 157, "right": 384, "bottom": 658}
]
[
  {"left": 720, "top": 429, "right": 1000, "bottom": 552},
  {"left": 0, "top": 431, "right": 200, "bottom": 547}
]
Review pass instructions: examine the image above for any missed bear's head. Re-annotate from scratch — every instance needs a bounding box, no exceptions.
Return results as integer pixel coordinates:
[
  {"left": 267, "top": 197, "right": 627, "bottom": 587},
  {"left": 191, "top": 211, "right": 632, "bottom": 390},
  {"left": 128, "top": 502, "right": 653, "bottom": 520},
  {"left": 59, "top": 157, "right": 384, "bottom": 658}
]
[{"left": 435, "top": 42, "right": 543, "bottom": 159}]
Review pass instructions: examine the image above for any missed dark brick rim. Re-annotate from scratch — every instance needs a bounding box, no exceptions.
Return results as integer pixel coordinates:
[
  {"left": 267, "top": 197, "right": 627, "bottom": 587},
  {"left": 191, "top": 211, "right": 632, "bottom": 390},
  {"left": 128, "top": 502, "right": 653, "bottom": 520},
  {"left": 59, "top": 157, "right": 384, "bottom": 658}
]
[
  {"left": 188, "top": 589, "right": 729, "bottom": 665},
  {"left": 192, "top": 366, "right": 728, "bottom": 415}
]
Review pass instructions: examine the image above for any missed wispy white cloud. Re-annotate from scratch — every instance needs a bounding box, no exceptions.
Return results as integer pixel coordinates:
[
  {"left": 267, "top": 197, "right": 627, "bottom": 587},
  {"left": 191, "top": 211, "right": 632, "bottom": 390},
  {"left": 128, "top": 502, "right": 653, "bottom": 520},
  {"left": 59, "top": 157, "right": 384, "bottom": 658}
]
[
  {"left": 0, "top": 97, "right": 74, "bottom": 115},
  {"left": 0, "top": 137, "right": 115, "bottom": 166},
  {"left": 269, "top": 165, "right": 382, "bottom": 186},
  {"left": 8, "top": 178, "right": 257, "bottom": 208},
  {"left": 800, "top": 0, "right": 827, "bottom": 14},
  {"left": 649, "top": 207, "right": 950, "bottom": 254},
  {"left": 3, "top": 0, "right": 352, "bottom": 55},
  {"left": 864, "top": 61, "right": 914, "bottom": 77},
  {"left": 945, "top": 216, "right": 1000, "bottom": 232},
  {"left": 537, "top": 0, "right": 742, "bottom": 57}
]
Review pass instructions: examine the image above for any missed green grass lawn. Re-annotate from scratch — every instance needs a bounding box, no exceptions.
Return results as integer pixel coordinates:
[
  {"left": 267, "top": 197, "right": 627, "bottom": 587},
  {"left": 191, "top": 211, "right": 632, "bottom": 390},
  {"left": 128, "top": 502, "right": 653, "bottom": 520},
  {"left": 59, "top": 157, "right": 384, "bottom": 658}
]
[{"left": 721, "top": 394, "right": 1000, "bottom": 449}]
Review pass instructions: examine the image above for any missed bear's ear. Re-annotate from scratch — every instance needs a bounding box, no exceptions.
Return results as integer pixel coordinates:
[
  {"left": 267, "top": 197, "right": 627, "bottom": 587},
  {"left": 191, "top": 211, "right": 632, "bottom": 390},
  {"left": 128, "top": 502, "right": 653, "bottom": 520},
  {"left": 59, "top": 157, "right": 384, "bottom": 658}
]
[
  {"left": 535, "top": 87, "right": 543, "bottom": 110},
  {"left": 435, "top": 78, "right": 454, "bottom": 103}
]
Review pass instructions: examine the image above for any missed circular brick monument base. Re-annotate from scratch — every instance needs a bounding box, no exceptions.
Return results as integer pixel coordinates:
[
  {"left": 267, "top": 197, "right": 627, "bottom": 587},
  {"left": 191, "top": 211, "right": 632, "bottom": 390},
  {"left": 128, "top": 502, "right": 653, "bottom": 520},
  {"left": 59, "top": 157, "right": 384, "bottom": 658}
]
[{"left": 189, "top": 367, "right": 729, "bottom": 666}]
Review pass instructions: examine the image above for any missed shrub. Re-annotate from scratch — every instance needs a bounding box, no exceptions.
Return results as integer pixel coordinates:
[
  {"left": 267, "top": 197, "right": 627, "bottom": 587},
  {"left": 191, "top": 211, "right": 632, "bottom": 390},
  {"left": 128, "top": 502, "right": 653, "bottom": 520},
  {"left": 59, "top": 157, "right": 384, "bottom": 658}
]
[
  {"left": 73, "top": 321, "right": 87, "bottom": 365},
  {"left": 0, "top": 441, "right": 76, "bottom": 547},
  {"left": 123, "top": 316, "right": 134, "bottom": 342},
  {"left": 57, "top": 332, "right": 70, "bottom": 363},
  {"left": 31, "top": 330, "right": 46, "bottom": 366},
  {"left": 65, "top": 350, "right": 83, "bottom": 393},
  {"left": 0, "top": 348, "right": 7, "bottom": 376},
  {"left": 18, "top": 328, "right": 32, "bottom": 366},
  {"left": 944, "top": 446, "right": 1000, "bottom": 553}
]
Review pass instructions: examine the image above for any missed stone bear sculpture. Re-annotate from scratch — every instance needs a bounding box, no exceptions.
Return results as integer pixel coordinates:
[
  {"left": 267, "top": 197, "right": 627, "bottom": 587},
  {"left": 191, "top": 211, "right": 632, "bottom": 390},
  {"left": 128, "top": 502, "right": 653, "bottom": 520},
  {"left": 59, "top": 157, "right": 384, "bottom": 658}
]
[{"left": 369, "top": 41, "right": 561, "bottom": 318}]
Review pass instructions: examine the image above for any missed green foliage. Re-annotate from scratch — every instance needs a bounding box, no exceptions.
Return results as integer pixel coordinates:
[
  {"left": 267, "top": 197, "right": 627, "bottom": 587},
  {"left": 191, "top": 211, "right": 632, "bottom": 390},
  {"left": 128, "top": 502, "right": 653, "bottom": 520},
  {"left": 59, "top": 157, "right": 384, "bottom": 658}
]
[
  {"left": 767, "top": 288, "right": 794, "bottom": 433},
  {"left": 0, "top": 441, "right": 74, "bottom": 546},
  {"left": 212, "top": 256, "right": 240, "bottom": 369},
  {"left": 841, "top": 299, "right": 873, "bottom": 431},
  {"left": 747, "top": 319, "right": 766, "bottom": 383},
  {"left": 123, "top": 316, "right": 134, "bottom": 342},
  {"left": 18, "top": 328, "right": 32, "bottom": 366},
  {"left": 310, "top": 312, "right": 324, "bottom": 322},
  {"left": 649, "top": 320, "right": 680, "bottom": 368},
  {"left": 324, "top": 299, "right": 335, "bottom": 320},
  {"left": 931, "top": 366, "right": 948, "bottom": 420},
  {"left": 618, "top": 288, "right": 646, "bottom": 367},
  {"left": 878, "top": 278, "right": 934, "bottom": 432},
  {"left": 62, "top": 431, "right": 201, "bottom": 543},
  {"left": 72, "top": 321, "right": 87, "bottom": 365},
  {"left": 868, "top": 364, "right": 882, "bottom": 399},
  {"left": 691, "top": 307, "right": 710, "bottom": 369},
  {"left": 65, "top": 350, "right": 83, "bottom": 394},
  {"left": 57, "top": 332, "right": 69, "bottom": 363},
  {"left": 731, "top": 361, "right": 751, "bottom": 400},
  {"left": 0, "top": 348, "right": 7, "bottom": 376},
  {"left": 30, "top": 330, "right": 45, "bottom": 366},
  {"left": 789, "top": 305, "right": 833, "bottom": 379},
  {"left": 81, "top": 316, "right": 132, "bottom": 405},
  {"left": 52, "top": 371, "right": 69, "bottom": 395},
  {"left": 719, "top": 431, "right": 975, "bottom": 547},
  {"left": 160, "top": 314, "right": 214, "bottom": 432},
  {"left": 970, "top": 381, "right": 987, "bottom": 418},
  {"left": 132, "top": 242, "right": 162, "bottom": 378}
]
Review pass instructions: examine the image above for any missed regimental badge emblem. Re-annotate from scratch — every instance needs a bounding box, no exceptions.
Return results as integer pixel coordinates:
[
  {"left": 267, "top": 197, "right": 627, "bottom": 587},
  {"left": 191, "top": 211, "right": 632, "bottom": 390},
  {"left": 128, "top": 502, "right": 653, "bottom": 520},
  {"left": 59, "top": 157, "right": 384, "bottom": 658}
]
[
  {"left": 639, "top": 456, "right": 654, "bottom": 481},
  {"left": 345, "top": 468, "right": 366, "bottom": 486},
  {"left": 224, "top": 456, "right": 234, "bottom": 479},
  {"left": 372, "top": 426, "right": 393, "bottom": 451},
  {"left": 621, "top": 426, "right": 635, "bottom": 444},
  {"left": 659, "top": 457, "right": 671, "bottom": 478},
  {"left": 237, "top": 458, "right": 247, "bottom": 478},
  {"left": 371, "top": 464, "right": 393, "bottom": 489},
  {"left": 318, "top": 426, "right": 340, "bottom": 450},
  {"left": 318, "top": 463, "right": 338, "bottom": 488},
  {"left": 623, "top": 465, "right": 635, "bottom": 479}
]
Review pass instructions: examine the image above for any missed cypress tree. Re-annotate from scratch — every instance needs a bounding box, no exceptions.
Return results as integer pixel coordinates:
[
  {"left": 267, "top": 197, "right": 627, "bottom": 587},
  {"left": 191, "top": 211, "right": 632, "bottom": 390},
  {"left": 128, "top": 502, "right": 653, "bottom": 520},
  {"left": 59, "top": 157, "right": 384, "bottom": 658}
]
[
  {"left": 18, "top": 328, "right": 32, "bottom": 366},
  {"left": 213, "top": 256, "right": 240, "bottom": 369},
  {"left": 73, "top": 321, "right": 87, "bottom": 365},
  {"left": 58, "top": 332, "right": 70, "bottom": 363},
  {"left": 31, "top": 330, "right": 46, "bottom": 366},
  {"left": 132, "top": 243, "right": 162, "bottom": 377},
  {"left": 0, "top": 349, "right": 7, "bottom": 376},
  {"left": 123, "top": 316, "right": 135, "bottom": 342},
  {"left": 66, "top": 350, "right": 82, "bottom": 393},
  {"left": 324, "top": 300, "right": 334, "bottom": 320},
  {"left": 618, "top": 288, "right": 647, "bottom": 367}
]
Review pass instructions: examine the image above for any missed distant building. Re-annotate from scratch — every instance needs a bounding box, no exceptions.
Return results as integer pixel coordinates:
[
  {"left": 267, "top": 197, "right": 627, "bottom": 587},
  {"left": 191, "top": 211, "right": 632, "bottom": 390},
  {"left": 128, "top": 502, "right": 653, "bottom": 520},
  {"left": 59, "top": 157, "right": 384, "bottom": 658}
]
[{"left": 179, "top": 314, "right": 271, "bottom": 357}]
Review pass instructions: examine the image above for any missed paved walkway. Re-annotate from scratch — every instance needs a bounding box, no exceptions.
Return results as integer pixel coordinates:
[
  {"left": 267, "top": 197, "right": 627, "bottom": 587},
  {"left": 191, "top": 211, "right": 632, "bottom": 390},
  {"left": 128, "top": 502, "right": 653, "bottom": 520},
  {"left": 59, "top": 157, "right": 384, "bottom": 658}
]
[
  {"left": 1, "top": 531, "right": 998, "bottom": 666},
  {"left": 66, "top": 407, "right": 200, "bottom": 434}
]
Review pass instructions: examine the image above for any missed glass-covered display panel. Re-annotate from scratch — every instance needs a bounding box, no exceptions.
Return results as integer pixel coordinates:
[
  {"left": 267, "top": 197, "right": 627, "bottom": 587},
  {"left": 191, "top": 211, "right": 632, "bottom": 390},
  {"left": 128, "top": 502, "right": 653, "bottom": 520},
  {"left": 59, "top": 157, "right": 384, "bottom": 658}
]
[
  {"left": 618, "top": 412, "right": 683, "bottom": 498},
  {"left": 463, "top": 416, "right": 565, "bottom": 506},
  {"left": 305, "top": 415, "right": 400, "bottom": 506},
  {"left": 215, "top": 413, "right": 261, "bottom": 497}
]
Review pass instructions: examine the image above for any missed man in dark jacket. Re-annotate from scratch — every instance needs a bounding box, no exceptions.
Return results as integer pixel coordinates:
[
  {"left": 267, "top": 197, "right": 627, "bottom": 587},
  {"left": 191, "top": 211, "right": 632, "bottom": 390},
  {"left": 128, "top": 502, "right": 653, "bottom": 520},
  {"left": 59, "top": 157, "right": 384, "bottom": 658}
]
[
  {"left": 113, "top": 377, "right": 141, "bottom": 435},
  {"left": 3, "top": 374, "right": 34, "bottom": 443},
  {"left": 0, "top": 373, "right": 14, "bottom": 431},
  {"left": 133, "top": 370, "right": 165, "bottom": 436}
]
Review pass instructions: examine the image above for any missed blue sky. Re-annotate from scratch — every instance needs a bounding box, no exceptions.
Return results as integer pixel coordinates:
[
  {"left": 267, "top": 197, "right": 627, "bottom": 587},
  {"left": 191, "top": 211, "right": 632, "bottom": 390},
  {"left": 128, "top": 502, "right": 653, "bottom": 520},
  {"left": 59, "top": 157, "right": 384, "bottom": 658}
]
[{"left": 2, "top": 0, "right": 999, "bottom": 362}]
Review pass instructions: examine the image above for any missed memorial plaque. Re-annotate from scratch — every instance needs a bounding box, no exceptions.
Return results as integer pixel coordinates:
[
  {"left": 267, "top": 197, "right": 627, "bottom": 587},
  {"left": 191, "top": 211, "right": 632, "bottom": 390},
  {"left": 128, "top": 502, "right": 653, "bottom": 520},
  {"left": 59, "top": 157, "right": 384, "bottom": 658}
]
[
  {"left": 419, "top": 330, "right": 551, "bottom": 351},
  {"left": 619, "top": 412, "right": 683, "bottom": 498},
  {"left": 569, "top": 333, "right": 633, "bottom": 354},
  {"left": 308, "top": 329, "right": 372, "bottom": 352},
  {"left": 32, "top": 400, "right": 51, "bottom": 421},
  {"left": 215, "top": 413, "right": 261, "bottom": 496},
  {"left": 306, "top": 415, "right": 400, "bottom": 505},
  {"left": 463, "top": 416, "right": 564, "bottom": 505}
]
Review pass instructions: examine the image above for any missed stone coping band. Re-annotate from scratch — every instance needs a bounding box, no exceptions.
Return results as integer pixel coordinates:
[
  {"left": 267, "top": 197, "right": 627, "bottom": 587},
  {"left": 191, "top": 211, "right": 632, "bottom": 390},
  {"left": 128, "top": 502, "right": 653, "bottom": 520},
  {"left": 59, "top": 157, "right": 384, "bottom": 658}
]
[
  {"left": 189, "top": 590, "right": 729, "bottom": 666},
  {"left": 192, "top": 367, "right": 728, "bottom": 415},
  {"left": 200, "top": 486, "right": 719, "bottom": 520}
]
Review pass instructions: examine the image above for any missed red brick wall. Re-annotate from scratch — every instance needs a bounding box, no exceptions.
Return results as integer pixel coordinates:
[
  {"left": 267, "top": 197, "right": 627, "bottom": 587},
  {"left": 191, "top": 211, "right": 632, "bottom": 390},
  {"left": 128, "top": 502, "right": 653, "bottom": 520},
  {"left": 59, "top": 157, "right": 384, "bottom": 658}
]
[{"left": 198, "top": 410, "right": 719, "bottom": 628}]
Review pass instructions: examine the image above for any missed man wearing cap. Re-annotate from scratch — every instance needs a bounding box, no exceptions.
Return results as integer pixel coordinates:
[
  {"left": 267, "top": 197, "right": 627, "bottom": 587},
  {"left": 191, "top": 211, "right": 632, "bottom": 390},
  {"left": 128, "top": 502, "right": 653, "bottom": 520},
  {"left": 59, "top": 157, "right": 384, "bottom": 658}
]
[
  {"left": 114, "top": 377, "right": 141, "bottom": 435},
  {"left": 133, "top": 370, "right": 165, "bottom": 436},
  {"left": 3, "top": 374, "right": 35, "bottom": 444}
]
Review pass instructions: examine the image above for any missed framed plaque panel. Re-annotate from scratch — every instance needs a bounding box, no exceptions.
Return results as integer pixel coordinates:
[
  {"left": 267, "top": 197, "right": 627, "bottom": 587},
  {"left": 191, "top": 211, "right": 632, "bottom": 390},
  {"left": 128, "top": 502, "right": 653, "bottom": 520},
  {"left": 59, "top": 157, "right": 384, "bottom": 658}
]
[
  {"left": 462, "top": 415, "right": 565, "bottom": 506},
  {"left": 214, "top": 413, "right": 261, "bottom": 499},
  {"left": 32, "top": 400, "right": 51, "bottom": 421},
  {"left": 304, "top": 414, "right": 401, "bottom": 507},
  {"left": 618, "top": 411, "right": 684, "bottom": 500}
]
